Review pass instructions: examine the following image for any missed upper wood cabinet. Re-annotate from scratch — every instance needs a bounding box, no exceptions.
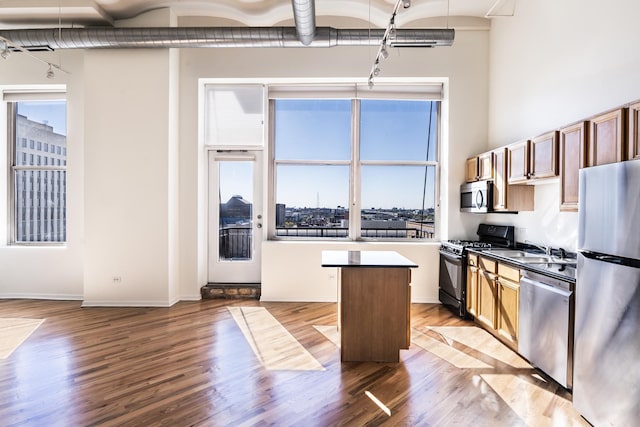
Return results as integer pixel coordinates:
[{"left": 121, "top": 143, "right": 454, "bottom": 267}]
[
  {"left": 507, "top": 140, "right": 530, "bottom": 184},
  {"left": 559, "top": 122, "right": 588, "bottom": 212},
  {"left": 529, "top": 131, "right": 559, "bottom": 179},
  {"left": 588, "top": 108, "right": 627, "bottom": 166},
  {"left": 507, "top": 133, "right": 559, "bottom": 184},
  {"left": 493, "top": 147, "right": 534, "bottom": 212},
  {"left": 465, "top": 157, "right": 478, "bottom": 182},
  {"left": 465, "top": 152, "right": 493, "bottom": 182},
  {"left": 629, "top": 102, "right": 640, "bottom": 160}
]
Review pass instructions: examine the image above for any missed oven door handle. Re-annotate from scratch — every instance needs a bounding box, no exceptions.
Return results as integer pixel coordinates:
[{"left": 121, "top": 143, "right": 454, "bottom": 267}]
[{"left": 440, "top": 250, "right": 464, "bottom": 263}]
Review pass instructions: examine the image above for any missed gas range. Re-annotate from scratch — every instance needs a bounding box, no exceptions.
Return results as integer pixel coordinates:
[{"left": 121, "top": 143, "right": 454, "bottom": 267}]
[
  {"left": 439, "top": 224, "right": 516, "bottom": 318},
  {"left": 440, "top": 240, "right": 492, "bottom": 256}
]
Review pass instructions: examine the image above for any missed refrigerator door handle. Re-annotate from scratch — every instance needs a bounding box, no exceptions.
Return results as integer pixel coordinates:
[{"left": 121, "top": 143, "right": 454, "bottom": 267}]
[{"left": 580, "top": 250, "right": 640, "bottom": 268}]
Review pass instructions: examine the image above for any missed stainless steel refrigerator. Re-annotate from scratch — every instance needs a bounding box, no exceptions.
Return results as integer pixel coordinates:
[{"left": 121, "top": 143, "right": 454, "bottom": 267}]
[{"left": 575, "top": 159, "right": 640, "bottom": 426}]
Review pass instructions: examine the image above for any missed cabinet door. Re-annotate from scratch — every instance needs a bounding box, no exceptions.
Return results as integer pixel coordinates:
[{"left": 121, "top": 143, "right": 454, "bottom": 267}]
[
  {"left": 477, "top": 270, "right": 497, "bottom": 330},
  {"left": 497, "top": 277, "right": 519, "bottom": 349},
  {"left": 466, "top": 157, "right": 479, "bottom": 182},
  {"left": 559, "top": 122, "right": 587, "bottom": 212},
  {"left": 492, "top": 148, "right": 507, "bottom": 210},
  {"left": 466, "top": 255, "right": 479, "bottom": 318},
  {"left": 507, "top": 140, "right": 530, "bottom": 184},
  {"left": 478, "top": 152, "right": 493, "bottom": 181},
  {"left": 629, "top": 102, "right": 640, "bottom": 160},
  {"left": 588, "top": 108, "right": 627, "bottom": 166},
  {"left": 530, "top": 131, "right": 559, "bottom": 179}
]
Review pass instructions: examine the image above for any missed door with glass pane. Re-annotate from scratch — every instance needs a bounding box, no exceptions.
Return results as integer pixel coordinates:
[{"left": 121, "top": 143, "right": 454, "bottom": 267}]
[{"left": 208, "top": 150, "right": 263, "bottom": 284}]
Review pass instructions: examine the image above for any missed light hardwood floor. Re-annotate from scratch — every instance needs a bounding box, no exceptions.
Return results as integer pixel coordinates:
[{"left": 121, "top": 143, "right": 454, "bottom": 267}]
[{"left": 0, "top": 299, "right": 589, "bottom": 426}]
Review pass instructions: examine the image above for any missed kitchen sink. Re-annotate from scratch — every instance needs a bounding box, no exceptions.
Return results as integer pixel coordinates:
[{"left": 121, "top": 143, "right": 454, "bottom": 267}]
[{"left": 481, "top": 249, "right": 575, "bottom": 265}]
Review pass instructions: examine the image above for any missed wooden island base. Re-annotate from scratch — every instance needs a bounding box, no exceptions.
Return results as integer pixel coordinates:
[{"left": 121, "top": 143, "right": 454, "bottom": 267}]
[{"left": 322, "top": 250, "right": 417, "bottom": 363}]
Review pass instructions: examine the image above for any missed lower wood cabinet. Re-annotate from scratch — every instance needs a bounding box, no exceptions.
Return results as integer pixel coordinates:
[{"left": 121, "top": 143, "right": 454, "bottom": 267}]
[
  {"left": 471, "top": 255, "right": 521, "bottom": 350},
  {"left": 496, "top": 263, "right": 520, "bottom": 348},
  {"left": 466, "top": 254, "right": 479, "bottom": 318},
  {"left": 476, "top": 257, "right": 497, "bottom": 330}
]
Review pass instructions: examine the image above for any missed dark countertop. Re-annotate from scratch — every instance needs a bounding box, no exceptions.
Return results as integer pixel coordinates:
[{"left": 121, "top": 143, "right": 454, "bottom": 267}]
[
  {"left": 467, "top": 248, "right": 576, "bottom": 283},
  {"left": 321, "top": 250, "right": 418, "bottom": 268}
]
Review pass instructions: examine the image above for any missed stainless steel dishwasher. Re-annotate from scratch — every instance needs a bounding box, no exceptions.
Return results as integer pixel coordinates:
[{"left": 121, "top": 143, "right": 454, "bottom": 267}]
[{"left": 518, "top": 270, "right": 574, "bottom": 389}]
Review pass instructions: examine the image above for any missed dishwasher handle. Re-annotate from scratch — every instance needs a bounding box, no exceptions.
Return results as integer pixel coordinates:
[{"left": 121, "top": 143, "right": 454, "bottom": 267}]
[{"left": 520, "top": 277, "right": 572, "bottom": 298}]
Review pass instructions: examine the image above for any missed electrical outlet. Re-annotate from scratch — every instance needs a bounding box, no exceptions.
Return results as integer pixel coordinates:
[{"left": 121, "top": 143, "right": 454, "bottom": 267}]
[{"left": 112, "top": 276, "right": 122, "bottom": 284}]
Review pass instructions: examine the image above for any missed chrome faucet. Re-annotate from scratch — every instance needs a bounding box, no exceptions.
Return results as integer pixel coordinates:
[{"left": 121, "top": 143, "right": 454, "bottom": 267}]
[{"left": 525, "top": 240, "right": 552, "bottom": 256}]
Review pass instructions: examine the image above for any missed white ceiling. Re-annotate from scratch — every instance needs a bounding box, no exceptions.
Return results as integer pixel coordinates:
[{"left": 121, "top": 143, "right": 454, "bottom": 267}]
[{"left": 0, "top": 0, "right": 514, "bottom": 29}]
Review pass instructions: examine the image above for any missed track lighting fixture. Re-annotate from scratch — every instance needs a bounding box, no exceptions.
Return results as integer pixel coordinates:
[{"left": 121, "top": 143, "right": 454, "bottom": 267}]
[
  {"left": 46, "top": 64, "right": 55, "bottom": 79},
  {"left": 367, "top": 0, "right": 452, "bottom": 87},
  {"left": 0, "top": 35, "right": 70, "bottom": 78},
  {"left": 367, "top": 0, "right": 405, "bottom": 87},
  {"left": 0, "top": 41, "right": 10, "bottom": 59}
]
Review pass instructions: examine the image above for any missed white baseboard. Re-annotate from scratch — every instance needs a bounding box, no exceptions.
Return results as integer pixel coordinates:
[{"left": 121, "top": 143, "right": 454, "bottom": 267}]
[
  {"left": 81, "top": 300, "right": 174, "bottom": 307},
  {"left": 0, "top": 293, "right": 83, "bottom": 301}
]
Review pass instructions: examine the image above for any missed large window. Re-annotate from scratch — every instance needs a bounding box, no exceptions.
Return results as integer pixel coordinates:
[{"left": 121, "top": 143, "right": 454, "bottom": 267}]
[
  {"left": 8, "top": 99, "right": 67, "bottom": 243},
  {"left": 272, "top": 90, "right": 439, "bottom": 240}
]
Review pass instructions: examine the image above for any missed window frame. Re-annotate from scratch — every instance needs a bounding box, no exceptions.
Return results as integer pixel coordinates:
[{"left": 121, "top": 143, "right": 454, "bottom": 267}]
[
  {"left": 269, "top": 86, "right": 441, "bottom": 242},
  {"left": 5, "top": 93, "right": 67, "bottom": 246}
]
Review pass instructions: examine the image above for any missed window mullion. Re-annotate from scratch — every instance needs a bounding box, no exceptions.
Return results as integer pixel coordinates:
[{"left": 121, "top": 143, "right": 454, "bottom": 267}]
[{"left": 351, "top": 99, "right": 361, "bottom": 240}]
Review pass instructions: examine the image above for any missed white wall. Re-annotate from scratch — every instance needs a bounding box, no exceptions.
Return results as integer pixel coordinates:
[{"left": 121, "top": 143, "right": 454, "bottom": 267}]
[
  {"left": 485, "top": 0, "right": 640, "bottom": 250},
  {"left": 81, "top": 48, "right": 178, "bottom": 306},
  {"left": 0, "top": 51, "right": 85, "bottom": 299},
  {"left": 1, "top": 13, "right": 491, "bottom": 304},
  {"left": 179, "top": 29, "right": 490, "bottom": 302},
  {"left": 261, "top": 241, "right": 440, "bottom": 302},
  {"left": 82, "top": 9, "right": 181, "bottom": 306}
]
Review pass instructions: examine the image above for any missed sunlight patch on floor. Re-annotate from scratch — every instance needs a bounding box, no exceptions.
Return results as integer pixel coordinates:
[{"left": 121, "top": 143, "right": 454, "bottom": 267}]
[
  {"left": 426, "top": 326, "right": 531, "bottom": 369},
  {"left": 228, "top": 307, "right": 324, "bottom": 371},
  {"left": 480, "top": 374, "right": 587, "bottom": 427},
  {"left": 0, "top": 318, "right": 45, "bottom": 359},
  {"left": 312, "top": 325, "right": 340, "bottom": 347},
  {"left": 411, "top": 328, "right": 493, "bottom": 369}
]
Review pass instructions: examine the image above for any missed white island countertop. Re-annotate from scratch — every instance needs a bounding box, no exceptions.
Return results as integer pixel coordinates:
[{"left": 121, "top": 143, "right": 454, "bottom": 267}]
[{"left": 321, "top": 250, "right": 418, "bottom": 268}]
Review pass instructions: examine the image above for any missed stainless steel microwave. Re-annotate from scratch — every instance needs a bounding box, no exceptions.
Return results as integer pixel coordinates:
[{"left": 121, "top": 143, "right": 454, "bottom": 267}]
[{"left": 460, "top": 181, "right": 493, "bottom": 213}]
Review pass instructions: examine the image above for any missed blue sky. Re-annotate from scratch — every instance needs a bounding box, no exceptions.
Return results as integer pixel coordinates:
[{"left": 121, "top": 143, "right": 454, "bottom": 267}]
[
  {"left": 17, "top": 101, "right": 67, "bottom": 136},
  {"left": 274, "top": 99, "right": 438, "bottom": 210}
]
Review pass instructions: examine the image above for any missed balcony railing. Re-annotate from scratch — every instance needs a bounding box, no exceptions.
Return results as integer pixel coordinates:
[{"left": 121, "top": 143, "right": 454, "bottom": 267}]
[
  {"left": 276, "top": 226, "right": 434, "bottom": 239},
  {"left": 220, "top": 225, "right": 435, "bottom": 260},
  {"left": 219, "top": 227, "right": 252, "bottom": 260}
]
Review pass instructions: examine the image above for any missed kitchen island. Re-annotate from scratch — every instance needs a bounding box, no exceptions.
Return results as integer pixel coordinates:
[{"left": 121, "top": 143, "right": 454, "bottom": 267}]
[{"left": 321, "top": 250, "right": 417, "bottom": 363}]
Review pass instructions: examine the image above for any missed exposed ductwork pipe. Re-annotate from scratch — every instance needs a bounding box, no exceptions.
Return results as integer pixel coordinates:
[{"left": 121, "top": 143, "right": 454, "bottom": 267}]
[
  {"left": 291, "top": 0, "right": 317, "bottom": 46},
  {"left": 0, "top": 27, "right": 454, "bottom": 50}
]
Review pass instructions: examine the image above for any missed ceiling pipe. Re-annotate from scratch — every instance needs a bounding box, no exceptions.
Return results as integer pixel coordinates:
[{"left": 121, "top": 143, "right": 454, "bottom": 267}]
[
  {"left": 291, "top": 0, "right": 316, "bottom": 46},
  {"left": 0, "top": 27, "right": 454, "bottom": 50}
]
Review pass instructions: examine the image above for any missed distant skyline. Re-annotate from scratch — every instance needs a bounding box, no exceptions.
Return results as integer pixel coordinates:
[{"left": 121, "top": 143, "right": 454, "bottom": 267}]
[{"left": 17, "top": 101, "right": 67, "bottom": 136}]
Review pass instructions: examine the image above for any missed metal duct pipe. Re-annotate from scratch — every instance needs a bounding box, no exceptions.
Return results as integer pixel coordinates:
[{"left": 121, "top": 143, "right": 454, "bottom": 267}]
[
  {"left": 0, "top": 27, "right": 454, "bottom": 50},
  {"left": 291, "top": 0, "right": 316, "bottom": 46}
]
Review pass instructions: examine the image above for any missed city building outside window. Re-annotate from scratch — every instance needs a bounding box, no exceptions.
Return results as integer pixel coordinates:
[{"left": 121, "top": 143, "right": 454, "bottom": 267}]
[
  {"left": 271, "top": 89, "right": 439, "bottom": 241},
  {"left": 8, "top": 99, "right": 67, "bottom": 243}
]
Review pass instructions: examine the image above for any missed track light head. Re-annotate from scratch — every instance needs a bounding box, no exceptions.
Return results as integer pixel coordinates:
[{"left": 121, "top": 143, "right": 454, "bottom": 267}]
[
  {"left": 0, "top": 42, "right": 10, "bottom": 59},
  {"left": 380, "top": 46, "right": 389, "bottom": 59},
  {"left": 402, "top": 0, "right": 411, "bottom": 8},
  {"left": 46, "top": 64, "right": 55, "bottom": 79}
]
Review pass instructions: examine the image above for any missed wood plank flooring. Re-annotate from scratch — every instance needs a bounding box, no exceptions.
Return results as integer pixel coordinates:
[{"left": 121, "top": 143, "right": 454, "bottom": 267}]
[{"left": 0, "top": 299, "right": 589, "bottom": 426}]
